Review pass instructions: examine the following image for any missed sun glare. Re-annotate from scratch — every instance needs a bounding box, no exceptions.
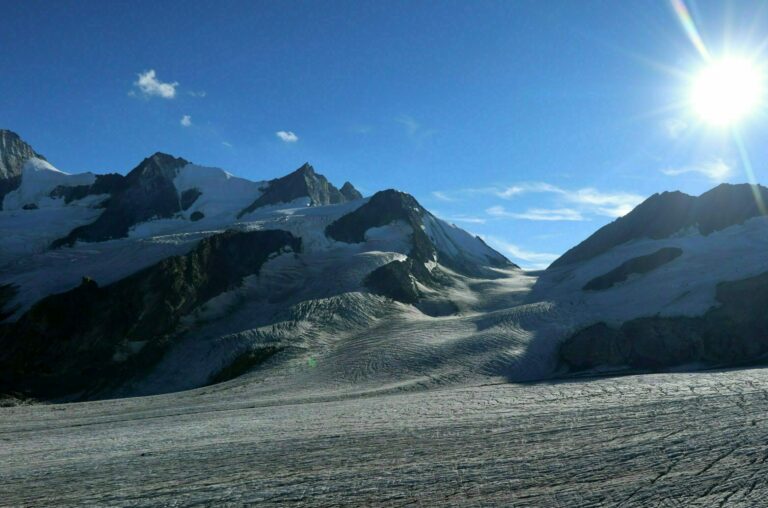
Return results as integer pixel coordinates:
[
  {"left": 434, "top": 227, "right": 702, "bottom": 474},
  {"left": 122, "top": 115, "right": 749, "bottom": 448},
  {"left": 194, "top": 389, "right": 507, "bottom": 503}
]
[{"left": 691, "top": 57, "right": 765, "bottom": 126}]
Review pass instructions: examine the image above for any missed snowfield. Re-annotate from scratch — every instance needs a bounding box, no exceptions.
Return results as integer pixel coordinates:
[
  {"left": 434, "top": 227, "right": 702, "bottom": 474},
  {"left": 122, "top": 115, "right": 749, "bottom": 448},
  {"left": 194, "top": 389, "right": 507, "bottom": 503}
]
[
  {"left": 5, "top": 156, "right": 768, "bottom": 505},
  {"left": 3, "top": 367, "right": 768, "bottom": 506}
]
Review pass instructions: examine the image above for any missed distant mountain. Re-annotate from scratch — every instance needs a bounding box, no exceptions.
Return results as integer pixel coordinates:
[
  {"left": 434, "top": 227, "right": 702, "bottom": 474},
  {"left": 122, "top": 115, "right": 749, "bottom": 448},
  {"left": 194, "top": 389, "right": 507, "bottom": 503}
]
[
  {"left": 0, "top": 129, "right": 514, "bottom": 400},
  {"left": 551, "top": 183, "right": 768, "bottom": 268},
  {"left": 537, "top": 183, "right": 768, "bottom": 377},
  {"left": 9, "top": 127, "right": 768, "bottom": 402},
  {"left": 237, "top": 162, "right": 357, "bottom": 217}
]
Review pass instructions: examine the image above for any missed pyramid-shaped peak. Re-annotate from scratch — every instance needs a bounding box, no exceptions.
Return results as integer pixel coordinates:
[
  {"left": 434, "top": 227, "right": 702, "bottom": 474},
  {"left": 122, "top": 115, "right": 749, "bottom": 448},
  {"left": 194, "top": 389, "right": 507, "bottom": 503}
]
[
  {"left": 340, "top": 181, "right": 363, "bottom": 200},
  {"left": 126, "top": 152, "right": 189, "bottom": 183},
  {"left": 293, "top": 162, "right": 316, "bottom": 176}
]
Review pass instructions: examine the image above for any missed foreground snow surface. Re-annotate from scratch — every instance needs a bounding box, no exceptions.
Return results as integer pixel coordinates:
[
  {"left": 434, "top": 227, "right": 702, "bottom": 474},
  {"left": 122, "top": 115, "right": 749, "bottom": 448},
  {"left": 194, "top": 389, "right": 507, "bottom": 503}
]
[{"left": 4, "top": 368, "right": 768, "bottom": 506}]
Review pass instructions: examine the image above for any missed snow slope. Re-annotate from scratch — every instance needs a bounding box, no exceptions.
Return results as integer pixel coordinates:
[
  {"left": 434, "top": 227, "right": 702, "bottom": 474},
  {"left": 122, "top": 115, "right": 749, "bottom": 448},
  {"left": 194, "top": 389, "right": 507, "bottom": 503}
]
[
  {"left": 2, "top": 158, "right": 97, "bottom": 210},
  {"left": 5, "top": 150, "right": 767, "bottom": 399},
  {"left": 173, "top": 163, "right": 265, "bottom": 221}
]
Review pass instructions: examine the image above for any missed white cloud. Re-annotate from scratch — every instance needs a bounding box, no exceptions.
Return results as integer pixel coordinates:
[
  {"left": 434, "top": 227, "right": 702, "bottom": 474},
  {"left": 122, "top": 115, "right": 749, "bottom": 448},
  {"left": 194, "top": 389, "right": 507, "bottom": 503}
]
[
  {"left": 494, "top": 182, "right": 563, "bottom": 198},
  {"left": 188, "top": 90, "right": 207, "bottom": 98},
  {"left": 564, "top": 188, "right": 643, "bottom": 217},
  {"left": 486, "top": 205, "right": 585, "bottom": 221},
  {"left": 446, "top": 216, "right": 487, "bottom": 224},
  {"left": 482, "top": 235, "right": 559, "bottom": 270},
  {"left": 222, "top": 141, "right": 233, "bottom": 148},
  {"left": 490, "top": 182, "right": 643, "bottom": 219},
  {"left": 664, "top": 118, "right": 688, "bottom": 139},
  {"left": 434, "top": 182, "right": 643, "bottom": 223},
  {"left": 180, "top": 115, "right": 192, "bottom": 127},
  {"left": 276, "top": 131, "right": 299, "bottom": 143},
  {"left": 661, "top": 159, "right": 734, "bottom": 182},
  {"left": 432, "top": 191, "right": 455, "bottom": 202},
  {"left": 134, "top": 69, "right": 178, "bottom": 99}
]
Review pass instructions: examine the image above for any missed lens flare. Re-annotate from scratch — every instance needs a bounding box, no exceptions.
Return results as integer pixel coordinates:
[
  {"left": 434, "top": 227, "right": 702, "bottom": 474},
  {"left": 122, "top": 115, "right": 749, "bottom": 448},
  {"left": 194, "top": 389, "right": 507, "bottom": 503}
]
[{"left": 670, "top": 0, "right": 710, "bottom": 60}]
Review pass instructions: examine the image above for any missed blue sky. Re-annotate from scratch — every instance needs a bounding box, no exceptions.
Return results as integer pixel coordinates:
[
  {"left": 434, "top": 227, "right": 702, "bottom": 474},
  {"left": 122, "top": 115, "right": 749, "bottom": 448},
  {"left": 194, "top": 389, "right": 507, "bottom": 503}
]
[{"left": 3, "top": 0, "right": 768, "bottom": 268}]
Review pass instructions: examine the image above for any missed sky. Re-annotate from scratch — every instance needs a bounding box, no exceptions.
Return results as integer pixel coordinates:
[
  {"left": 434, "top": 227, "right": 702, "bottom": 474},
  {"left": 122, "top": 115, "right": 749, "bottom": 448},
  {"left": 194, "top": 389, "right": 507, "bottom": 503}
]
[{"left": 3, "top": 0, "right": 768, "bottom": 268}]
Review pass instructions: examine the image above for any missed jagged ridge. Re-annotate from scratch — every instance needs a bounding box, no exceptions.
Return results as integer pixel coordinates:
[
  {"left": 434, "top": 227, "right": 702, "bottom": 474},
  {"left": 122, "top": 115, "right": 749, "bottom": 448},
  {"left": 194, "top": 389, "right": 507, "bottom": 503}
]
[
  {"left": 238, "top": 163, "right": 358, "bottom": 218},
  {"left": 551, "top": 183, "right": 768, "bottom": 268}
]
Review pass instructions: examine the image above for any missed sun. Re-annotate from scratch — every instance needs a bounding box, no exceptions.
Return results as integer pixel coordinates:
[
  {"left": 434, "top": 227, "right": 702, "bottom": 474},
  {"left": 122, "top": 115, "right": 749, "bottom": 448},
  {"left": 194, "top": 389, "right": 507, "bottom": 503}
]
[{"left": 690, "top": 57, "right": 765, "bottom": 126}]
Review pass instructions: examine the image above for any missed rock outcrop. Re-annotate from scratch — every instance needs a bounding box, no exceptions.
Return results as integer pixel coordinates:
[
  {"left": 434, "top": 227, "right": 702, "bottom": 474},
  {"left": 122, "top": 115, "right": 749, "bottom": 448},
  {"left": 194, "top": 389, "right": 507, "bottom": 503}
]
[
  {"left": 559, "top": 270, "right": 768, "bottom": 373},
  {"left": 0, "top": 229, "right": 301, "bottom": 399},
  {"left": 583, "top": 247, "right": 683, "bottom": 291}
]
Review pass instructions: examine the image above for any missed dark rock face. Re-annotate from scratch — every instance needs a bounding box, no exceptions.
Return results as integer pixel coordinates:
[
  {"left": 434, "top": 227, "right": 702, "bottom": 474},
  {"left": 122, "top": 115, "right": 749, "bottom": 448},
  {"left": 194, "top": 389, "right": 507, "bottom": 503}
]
[
  {"left": 327, "top": 189, "right": 511, "bottom": 302},
  {"left": 340, "top": 181, "right": 363, "bottom": 201},
  {"left": 694, "top": 183, "right": 768, "bottom": 234},
  {"left": 49, "top": 173, "right": 127, "bottom": 205},
  {"left": 551, "top": 184, "right": 768, "bottom": 268},
  {"left": 327, "top": 190, "right": 433, "bottom": 255},
  {"left": 364, "top": 260, "right": 422, "bottom": 304},
  {"left": 180, "top": 188, "right": 202, "bottom": 210},
  {"left": 238, "top": 163, "right": 350, "bottom": 217},
  {"left": 190, "top": 211, "right": 205, "bottom": 222},
  {"left": 327, "top": 190, "right": 441, "bottom": 302},
  {"left": 208, "top": 346, "right": 283, "bottom": 385},
  {"left": 0, "top": 130, "right": 45, "bottom": 180},
  {"left": 0, "top": 130, "right": 46, "bottom": 209},
  {"left": 0, "top": 176, "right": 21, "bottom": 211},
  {"left": 51, "top": 153, "right": 188, "bottom": 247},
  {"left": 0, "top": 229, "right": 301, "bottom": 399},
  {"left": 0, "top": 284, "right": 19, "bottom": 322},
  {"left": 559, "top": 270, "right": 768, "bottom": 373},
  {"left": 583, "top": 247, "right": 683, "bottom": 291}
]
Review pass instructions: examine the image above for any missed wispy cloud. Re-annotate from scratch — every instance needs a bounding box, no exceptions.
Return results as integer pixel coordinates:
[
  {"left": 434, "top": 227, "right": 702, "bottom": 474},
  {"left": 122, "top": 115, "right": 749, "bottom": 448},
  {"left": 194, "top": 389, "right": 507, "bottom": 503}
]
[
  {"left": 445, "top": 215, "right": 487, "bottom": 224},
  {"left": 564, "top": 188, "right": 643, "bottom": 217},
  {"left": 351, "top": 125, "right": 373, "bottom": 134},
  {"left": 486, "top": 206, "right": 585, "bottom": 221},
  {"left": 180, "top": 115, "right": 192, "bottom": 127},
  {"left": 661, "top": 159, "right": 733, "bottom": 182},
  {"left": 663, "top": 117, "right": 688, "bottom": 139},
  {"left": 434, "top": 182, "right": 642, "bottom": 218},
  {"left": 222, "top": 141, "right": 233, "bottom": 148},
  {"left": 188, "top": 90, "right": 207, "bottom": 98},
  {"left": 494, "top": 182, "right": 563, "bottom": 198},
  {"left": 276, "top": 131, "right": 299, "bottom": 143},
  {"left": 482, "top": 235, "right": 559, "bottom": 270},
  {"left": 396, "top": 115, "right": 435, "bottom": 141},
  {"left": 432, "top": 191, "right": 456, "bottom": 202},
  {"left": 134, "top": 69, "right": 178, "bottom": 99},
  {"left": 494, "top": 183, "right": 642, "bottom": 216}
]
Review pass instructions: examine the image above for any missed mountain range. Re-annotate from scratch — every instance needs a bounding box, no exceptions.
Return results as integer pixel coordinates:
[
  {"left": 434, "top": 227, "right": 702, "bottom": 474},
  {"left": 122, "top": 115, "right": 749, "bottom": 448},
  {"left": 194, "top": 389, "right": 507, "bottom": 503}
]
[{"left": 1, "top": 129, "right": 767, "bottom": 402}]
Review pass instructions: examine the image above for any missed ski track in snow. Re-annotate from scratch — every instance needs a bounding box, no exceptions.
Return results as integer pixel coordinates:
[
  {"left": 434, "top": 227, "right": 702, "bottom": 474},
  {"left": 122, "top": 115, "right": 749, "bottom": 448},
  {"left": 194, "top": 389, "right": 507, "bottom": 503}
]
[{"left": 4, "top": 368, "right": 768, "bottom": 506}]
